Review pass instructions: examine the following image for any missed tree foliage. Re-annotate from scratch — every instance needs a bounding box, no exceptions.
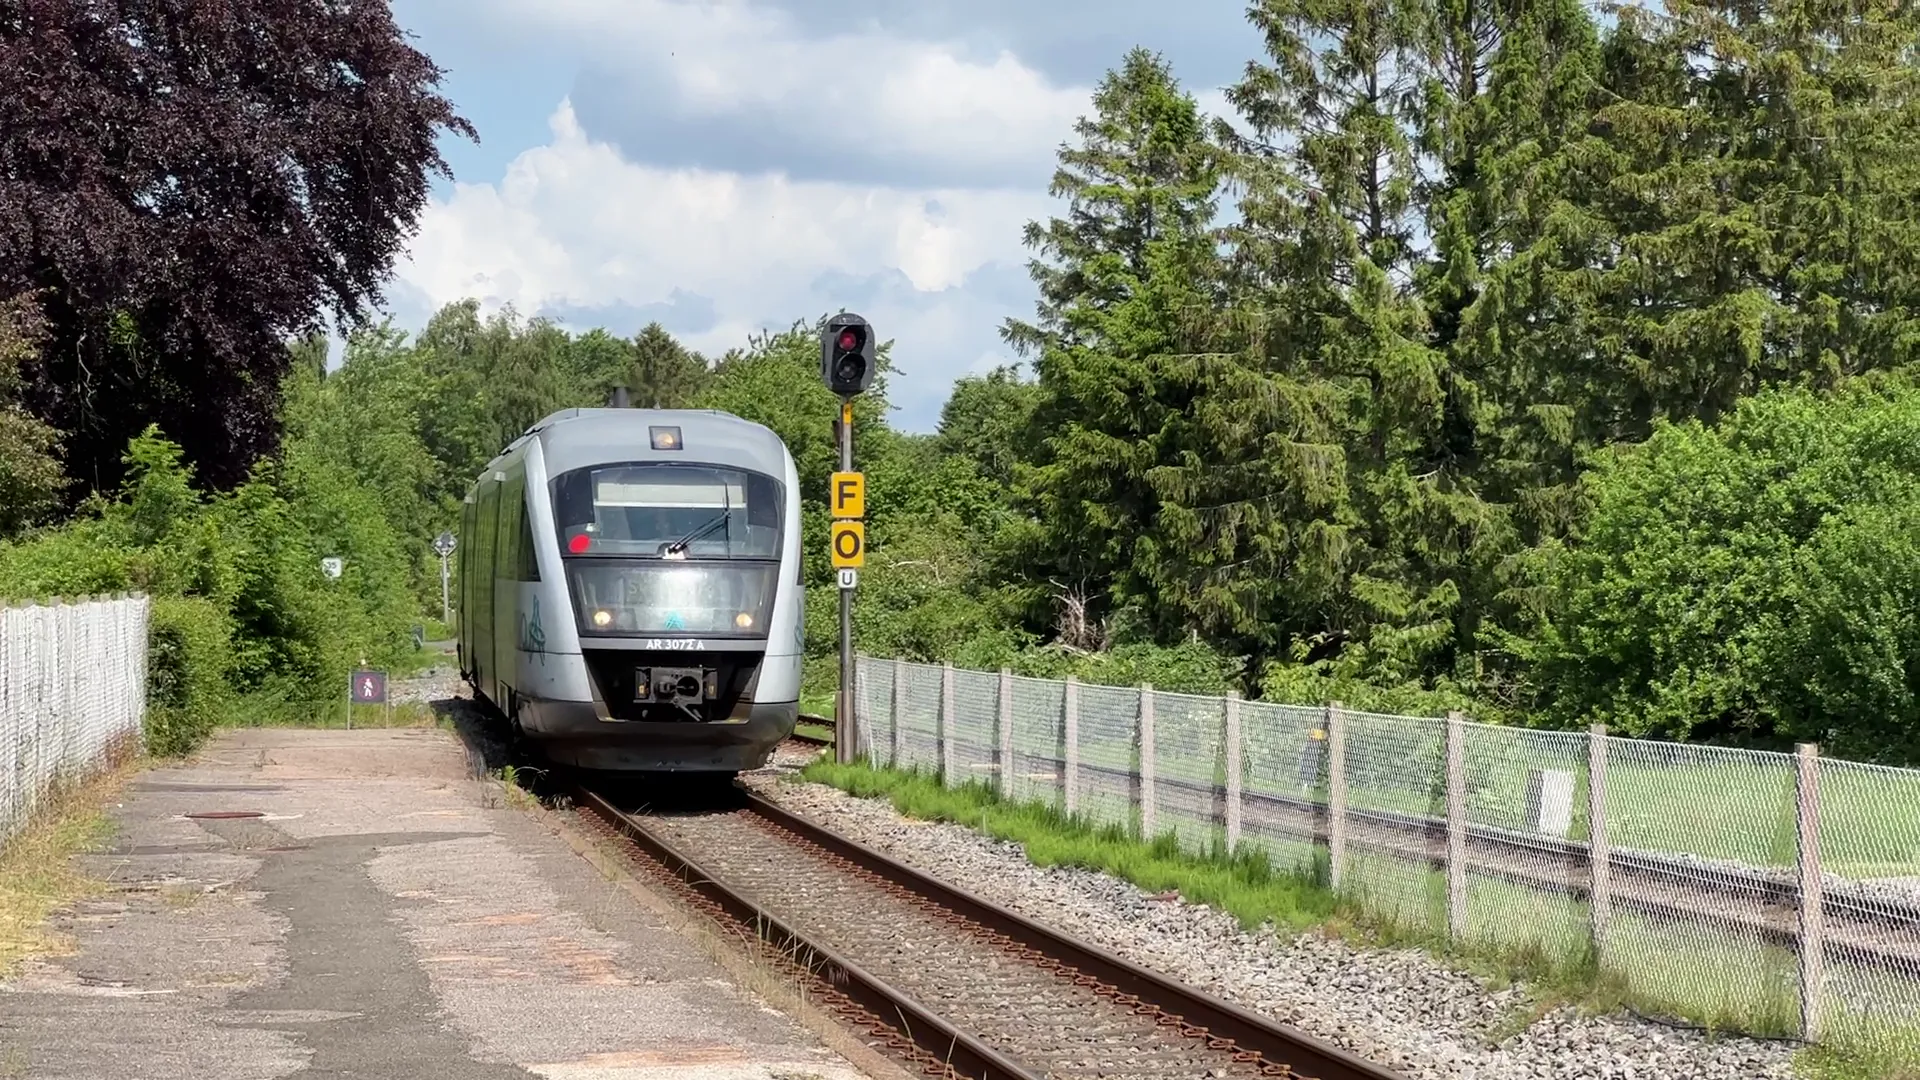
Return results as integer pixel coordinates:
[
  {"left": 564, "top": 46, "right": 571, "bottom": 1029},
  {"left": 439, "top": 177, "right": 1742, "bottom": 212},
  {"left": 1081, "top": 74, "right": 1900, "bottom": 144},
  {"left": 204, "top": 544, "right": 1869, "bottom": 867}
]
[
  {"left": 0, "top": 0, "right": 474, "bottom": 496},
  {"left": 1521, "top": 382, "right": 1920, "bottom": 761},
  {"left": 0, "top": 293, "right": 66, "bottom": 536},
  {"left": 15, "top": 1, "right": 1920, "bottom": 768}
]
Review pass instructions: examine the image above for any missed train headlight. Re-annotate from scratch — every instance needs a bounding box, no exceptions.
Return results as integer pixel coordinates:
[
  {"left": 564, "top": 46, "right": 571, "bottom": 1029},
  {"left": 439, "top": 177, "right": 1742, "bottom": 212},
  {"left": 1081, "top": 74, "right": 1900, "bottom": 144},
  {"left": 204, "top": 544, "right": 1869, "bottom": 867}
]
[
  {"left": 591, "top": 609, "right": 613, "bottom": 628},
  {"left": 734, "top": 612, "right": 753, "bottom": 628}
]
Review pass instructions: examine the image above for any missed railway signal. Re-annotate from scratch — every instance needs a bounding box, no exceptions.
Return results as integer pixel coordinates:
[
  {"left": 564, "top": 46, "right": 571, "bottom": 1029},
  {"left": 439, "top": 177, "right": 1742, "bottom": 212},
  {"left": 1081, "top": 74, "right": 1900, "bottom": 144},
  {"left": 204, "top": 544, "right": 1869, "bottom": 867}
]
[
  {"left": 821, "top": 313, "right": 876, "bottom": 764},
  {"left": 822, "top": 314, "right": 876, "bottom": 397}
]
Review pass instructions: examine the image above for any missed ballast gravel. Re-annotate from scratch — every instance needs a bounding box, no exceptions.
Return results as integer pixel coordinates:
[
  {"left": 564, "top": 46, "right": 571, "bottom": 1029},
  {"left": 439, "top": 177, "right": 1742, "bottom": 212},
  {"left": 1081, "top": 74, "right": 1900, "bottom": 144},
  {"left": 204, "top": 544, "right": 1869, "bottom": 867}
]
[{"left": 743, "top": 749, "right": 1803, "bottom": 1080}]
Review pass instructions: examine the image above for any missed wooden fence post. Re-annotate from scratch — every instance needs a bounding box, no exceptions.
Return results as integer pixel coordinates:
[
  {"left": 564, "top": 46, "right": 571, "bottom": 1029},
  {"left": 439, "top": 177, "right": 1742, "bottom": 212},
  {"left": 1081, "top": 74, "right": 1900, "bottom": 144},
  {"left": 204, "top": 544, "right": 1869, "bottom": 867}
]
[
  {"left": 890, "top": 658, "right": 906, "bottom": 769},
  {"left": 1446, "top": 710, "right": 1467, "bottom": 942},
  {"left": 940, "top": 662, "right": 956, "bottom": 787},
  {"left": 1797, "top": 742, "right": 1825, "bottom": 1043},
  {"left": 999, "top": 668, "right": 1015, "bottom": 799},
  {"left": 1328, "top": 701, "right": 1348, "bottom": 892},
  {"left": 1588, "top": 723, "right": 1611, "bottom": 965},
  {"left": 1225, "top": 690, "right": 1242, "bottom": 854},
  {"left": 1063, "top": 676, "right": 1080, "bottom": 817},
  {"left": 1139, "top": 683, "right": 1157, "bottom": 840}
]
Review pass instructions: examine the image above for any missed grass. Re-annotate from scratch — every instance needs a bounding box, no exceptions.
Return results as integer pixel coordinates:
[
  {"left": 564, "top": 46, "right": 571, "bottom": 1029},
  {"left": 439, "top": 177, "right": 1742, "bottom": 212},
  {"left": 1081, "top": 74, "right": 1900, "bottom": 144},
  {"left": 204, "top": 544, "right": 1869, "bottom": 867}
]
[
  {"left": 800, "top": 756, "right": 1340, "bottom": 934},
  {"left": 794, "top": 719, "right": 835, "bottom": 743},
  {"left": 799, "top": 690, "right": 835, "bottom": 720},
  {"left": 798, "top": 752, "right": 1920, "bottom": 1079},
  {"left": 0, "top": 756, "right": 139, "bottom": 980},
  {"left": 223, "top": 694, "right": 443, "bottom": 730},
  {"left": 879, "top": 697, "right": 1920, "bottom": 876}
]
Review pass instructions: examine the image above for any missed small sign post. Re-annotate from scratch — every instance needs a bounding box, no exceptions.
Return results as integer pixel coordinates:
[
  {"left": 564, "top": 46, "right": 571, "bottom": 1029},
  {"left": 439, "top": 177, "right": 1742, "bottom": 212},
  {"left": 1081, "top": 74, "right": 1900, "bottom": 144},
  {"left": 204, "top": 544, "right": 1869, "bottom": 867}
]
[
  {"left": 433, "top": 530, "right": 457, "bottom": 624},
  {"left": 348, "top": 668, "right": 387, "bottom": 729}
]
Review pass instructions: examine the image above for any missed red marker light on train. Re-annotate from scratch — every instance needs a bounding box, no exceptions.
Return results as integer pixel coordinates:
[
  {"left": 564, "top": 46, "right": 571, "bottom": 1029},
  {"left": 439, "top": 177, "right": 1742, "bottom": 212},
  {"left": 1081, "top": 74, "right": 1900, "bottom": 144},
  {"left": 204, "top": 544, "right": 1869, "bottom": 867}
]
[{"left": 568, "top": 533, "right": 591, "bottom": 554}]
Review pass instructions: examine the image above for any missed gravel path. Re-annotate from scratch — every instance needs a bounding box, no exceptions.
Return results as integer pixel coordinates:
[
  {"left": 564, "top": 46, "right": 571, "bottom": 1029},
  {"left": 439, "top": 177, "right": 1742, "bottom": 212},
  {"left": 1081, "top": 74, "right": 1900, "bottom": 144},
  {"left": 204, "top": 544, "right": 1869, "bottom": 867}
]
[
  {"left": 388, "top": 657, "right": 465, "bottom": 705},
  {"left": 744, "top": 747, "right": 1804, "bottom": 1080}
]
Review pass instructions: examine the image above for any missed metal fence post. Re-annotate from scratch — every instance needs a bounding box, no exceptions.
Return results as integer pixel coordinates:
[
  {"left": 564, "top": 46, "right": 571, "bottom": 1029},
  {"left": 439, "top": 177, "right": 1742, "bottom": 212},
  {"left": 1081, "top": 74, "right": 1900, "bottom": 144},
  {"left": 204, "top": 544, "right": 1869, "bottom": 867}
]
[
  {"left": 1797, "top": 742, "right": 1825, "bottom": 1042},
  {"left": 1446, "top": 710, "right": 1467, "bottom": 942},
  {"left": 940, "top": 662, "right": 956, "bottom": 787},
  {"left": 1063, "top": 675, "right": 1080, "bottom": 818},
  {"left": 998, "top": 667, "right": 1015, "bottom": 799},
  {"left": 1139, "top": 683, "right": 1156, "bottom": 840},
  {"left": 1328, "top": 701, "right": 1347, "bottom": 891},
  {"left": 1224, "top": 690, "right": 1242, "bottom": 854},
  {"left": 1588, "top": 723, "right": 1611, "bottom": 965}
]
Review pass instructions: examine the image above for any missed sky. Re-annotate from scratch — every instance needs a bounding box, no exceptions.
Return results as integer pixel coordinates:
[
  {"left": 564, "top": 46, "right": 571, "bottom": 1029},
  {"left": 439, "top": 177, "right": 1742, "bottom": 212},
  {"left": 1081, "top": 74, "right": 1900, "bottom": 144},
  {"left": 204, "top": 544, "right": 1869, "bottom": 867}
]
[{"left": 368, "top": 0, "right": 1262, "bottom": 433}]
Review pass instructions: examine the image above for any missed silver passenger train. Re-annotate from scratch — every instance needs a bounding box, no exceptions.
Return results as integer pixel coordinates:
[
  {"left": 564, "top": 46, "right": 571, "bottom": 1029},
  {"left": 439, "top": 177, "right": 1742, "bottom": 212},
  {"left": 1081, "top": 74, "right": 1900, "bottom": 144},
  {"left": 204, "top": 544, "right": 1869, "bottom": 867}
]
[{"left": 454, "top": 403, "right": 804, "bottom": 773}]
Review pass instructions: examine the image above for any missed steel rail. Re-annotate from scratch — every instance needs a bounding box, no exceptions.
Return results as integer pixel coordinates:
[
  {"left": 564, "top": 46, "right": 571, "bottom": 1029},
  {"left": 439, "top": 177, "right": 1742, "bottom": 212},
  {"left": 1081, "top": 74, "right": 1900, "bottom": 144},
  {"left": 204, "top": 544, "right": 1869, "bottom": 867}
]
[
  {"left": 741, "top": 789, "right": 1406, "bottom": 1080},
  {"left": 575, "top": 786, "right": 1041, "bottom": 1080}
]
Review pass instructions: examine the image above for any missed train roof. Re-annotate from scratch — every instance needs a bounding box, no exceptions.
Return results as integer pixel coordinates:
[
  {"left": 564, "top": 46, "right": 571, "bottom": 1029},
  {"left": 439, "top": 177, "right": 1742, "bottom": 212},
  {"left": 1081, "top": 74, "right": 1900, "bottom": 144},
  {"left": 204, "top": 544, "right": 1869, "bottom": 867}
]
[{"left": 486, "top": 407, "right": 792, "bottom": 480}]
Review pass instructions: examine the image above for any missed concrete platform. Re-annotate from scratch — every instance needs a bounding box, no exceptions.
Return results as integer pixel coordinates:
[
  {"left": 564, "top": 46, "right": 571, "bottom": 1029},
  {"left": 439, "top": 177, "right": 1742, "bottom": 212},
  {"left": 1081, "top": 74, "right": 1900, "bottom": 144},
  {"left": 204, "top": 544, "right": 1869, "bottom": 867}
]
[{"left": 0, "top": 727, "right": 884, "bottom": 1080}]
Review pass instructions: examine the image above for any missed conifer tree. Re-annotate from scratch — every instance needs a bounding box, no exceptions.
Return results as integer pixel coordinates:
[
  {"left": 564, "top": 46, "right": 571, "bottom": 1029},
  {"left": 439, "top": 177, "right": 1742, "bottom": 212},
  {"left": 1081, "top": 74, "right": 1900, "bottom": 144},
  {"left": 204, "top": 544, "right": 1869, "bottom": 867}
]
[
  {"left": 1004, "top": 48, "right": 1274, "bottom": 653},
  {"left": 1584, "top": 0, "right": 1920, "bottom": 440},
  {"left": 629, "top": 323, "right": 710, "bottom": 408},
  {"left": 1219, "top": 0, "right": 1477, "bottom": 679}
]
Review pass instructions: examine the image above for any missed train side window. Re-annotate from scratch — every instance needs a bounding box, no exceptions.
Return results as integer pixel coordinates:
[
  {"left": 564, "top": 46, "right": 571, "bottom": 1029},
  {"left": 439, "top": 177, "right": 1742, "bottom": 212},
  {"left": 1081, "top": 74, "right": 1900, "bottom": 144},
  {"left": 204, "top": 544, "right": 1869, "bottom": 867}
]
[
  {"left": 551, "top": 470, "right": 593, "bottom": 535},
  {"left": 517, "top": 488, "right": 540, "bottom": 581}
]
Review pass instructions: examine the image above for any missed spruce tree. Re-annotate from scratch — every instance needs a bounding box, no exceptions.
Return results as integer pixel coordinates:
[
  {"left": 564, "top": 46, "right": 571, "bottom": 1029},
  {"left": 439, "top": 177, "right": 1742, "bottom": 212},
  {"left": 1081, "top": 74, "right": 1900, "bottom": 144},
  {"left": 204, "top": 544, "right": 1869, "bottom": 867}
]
[
  {"left": 1004, "top": 48, "right": 1277, "bottom": 653},
  {"left": 1220, "top": 0, "right": 1481, "bottom": 681},
  {"left": 1584, "top": 0, "right": 1920, "bottom": 439},
  {"left": 629, "top": 323, "right": 710, "bottom": 408}
]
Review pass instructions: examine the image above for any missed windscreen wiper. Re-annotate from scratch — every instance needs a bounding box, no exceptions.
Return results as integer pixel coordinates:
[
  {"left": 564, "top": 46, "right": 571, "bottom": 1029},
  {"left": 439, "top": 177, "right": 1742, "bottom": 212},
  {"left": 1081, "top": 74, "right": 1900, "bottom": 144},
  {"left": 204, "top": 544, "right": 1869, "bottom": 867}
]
[{"left": 663, "top": 513, "right": 729, "bottom": 556}]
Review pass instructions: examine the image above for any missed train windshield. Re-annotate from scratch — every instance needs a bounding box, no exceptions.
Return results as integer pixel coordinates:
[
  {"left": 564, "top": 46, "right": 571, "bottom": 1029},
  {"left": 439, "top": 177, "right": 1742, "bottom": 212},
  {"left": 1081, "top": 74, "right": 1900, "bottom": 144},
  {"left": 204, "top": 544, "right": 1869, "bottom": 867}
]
[
  {"left": 566, "top": 562, "right": 779, "bottom": 636},
  {"left": 550, "top": 462, "right": 783, "bottom": 637},
  {"left": 551, "top": 463, "right": 782, "bottom": 559}
]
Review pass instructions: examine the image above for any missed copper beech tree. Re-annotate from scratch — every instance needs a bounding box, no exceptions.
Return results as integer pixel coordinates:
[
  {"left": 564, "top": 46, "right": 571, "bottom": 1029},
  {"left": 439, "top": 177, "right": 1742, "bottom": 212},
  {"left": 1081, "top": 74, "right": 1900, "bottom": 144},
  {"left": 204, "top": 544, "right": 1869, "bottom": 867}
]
[{"left": 0, "top": 0, "right": 475, "bottom": 499}]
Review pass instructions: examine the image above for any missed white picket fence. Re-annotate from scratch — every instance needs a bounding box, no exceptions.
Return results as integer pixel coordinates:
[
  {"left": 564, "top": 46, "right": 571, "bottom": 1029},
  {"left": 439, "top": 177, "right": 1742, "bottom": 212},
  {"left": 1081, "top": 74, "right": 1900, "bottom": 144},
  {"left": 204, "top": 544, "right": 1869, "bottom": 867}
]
[{"left": 0, "top": 595, "right": 149, "bottom": 843}]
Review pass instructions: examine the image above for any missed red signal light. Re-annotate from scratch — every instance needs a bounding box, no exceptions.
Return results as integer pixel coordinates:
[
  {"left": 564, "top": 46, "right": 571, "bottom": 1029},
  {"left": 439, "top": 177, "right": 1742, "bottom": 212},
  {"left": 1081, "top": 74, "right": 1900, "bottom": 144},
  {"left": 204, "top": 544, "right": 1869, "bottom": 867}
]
[
  {"left": 568, "top": 533, "right": 591, "bottom": 554},
  {"left": 838, "top": 330, "right": 857, "bottom": 351}
]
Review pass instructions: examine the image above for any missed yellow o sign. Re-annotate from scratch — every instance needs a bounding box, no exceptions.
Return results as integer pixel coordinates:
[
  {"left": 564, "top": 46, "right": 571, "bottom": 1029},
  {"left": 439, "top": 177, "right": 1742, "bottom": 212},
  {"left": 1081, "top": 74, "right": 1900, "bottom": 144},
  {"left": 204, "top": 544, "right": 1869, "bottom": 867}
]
[{"left": 830, "top": 520, "right": 865, "bottom": 568}]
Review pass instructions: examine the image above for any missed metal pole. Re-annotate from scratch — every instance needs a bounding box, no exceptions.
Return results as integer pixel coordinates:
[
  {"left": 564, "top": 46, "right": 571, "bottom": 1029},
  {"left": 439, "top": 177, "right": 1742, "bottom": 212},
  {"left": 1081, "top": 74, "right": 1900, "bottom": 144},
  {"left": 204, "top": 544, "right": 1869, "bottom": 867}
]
[
  {"left": 440, "top": 552, "right": 450, "bottom": 625},
  {"left": 837, "top": 398, "right": 856, "bottom": 765}
]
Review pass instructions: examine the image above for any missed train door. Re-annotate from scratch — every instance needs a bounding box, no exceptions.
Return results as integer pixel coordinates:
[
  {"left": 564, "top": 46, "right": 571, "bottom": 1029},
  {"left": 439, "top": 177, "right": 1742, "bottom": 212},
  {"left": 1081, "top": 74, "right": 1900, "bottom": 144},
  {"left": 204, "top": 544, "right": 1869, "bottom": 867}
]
[
  {"left": 494, "top": 464, "right": 529, "bottom": 713},
  {"left": 457, "top": 494, "right": 476, "bottom": 680},
  {"left": 473, "top": 475, "right": 501, "bottom": 707}
]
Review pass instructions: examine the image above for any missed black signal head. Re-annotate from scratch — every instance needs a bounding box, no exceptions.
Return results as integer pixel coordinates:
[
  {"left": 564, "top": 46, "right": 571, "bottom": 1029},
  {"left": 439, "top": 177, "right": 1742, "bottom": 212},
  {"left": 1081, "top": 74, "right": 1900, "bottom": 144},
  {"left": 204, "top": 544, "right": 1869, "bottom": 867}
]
[{"left": 821, "top": 313, "right": 875, "bottom": 397}]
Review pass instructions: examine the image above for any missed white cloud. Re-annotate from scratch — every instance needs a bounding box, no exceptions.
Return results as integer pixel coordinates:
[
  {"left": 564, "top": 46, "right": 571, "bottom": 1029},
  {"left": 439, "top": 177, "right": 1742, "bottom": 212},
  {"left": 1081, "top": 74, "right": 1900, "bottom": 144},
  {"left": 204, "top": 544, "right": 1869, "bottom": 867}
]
[
  {"left": 390, "top": 100, "right": 1045, "bottom": 428},
  {"left": 465, "top": 0, "right": 1088, "bottom": 183}
]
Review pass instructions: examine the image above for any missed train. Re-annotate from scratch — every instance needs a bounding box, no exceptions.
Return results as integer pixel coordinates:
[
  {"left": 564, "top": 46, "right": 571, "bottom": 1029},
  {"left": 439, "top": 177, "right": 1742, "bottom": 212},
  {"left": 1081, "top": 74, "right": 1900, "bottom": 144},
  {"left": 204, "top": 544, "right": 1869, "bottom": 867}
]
[{"left": 453, "top": 399, "right": 805, "bottom": 774}]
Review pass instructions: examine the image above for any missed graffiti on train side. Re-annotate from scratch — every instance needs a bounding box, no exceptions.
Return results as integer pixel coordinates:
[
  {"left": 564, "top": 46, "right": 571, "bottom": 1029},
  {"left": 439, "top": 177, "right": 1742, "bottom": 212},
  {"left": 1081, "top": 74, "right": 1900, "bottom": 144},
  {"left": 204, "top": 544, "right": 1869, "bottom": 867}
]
[{"left": 518, "top": 594, "right": 548, "bottom": 665}]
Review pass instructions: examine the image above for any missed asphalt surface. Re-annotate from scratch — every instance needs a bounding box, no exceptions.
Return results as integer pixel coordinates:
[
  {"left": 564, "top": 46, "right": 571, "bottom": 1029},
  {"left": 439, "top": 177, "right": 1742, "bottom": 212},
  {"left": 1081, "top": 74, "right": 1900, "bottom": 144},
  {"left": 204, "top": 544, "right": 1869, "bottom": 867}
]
[{"left": 0, "top": 725, "right": 871, "bottom": 1080}]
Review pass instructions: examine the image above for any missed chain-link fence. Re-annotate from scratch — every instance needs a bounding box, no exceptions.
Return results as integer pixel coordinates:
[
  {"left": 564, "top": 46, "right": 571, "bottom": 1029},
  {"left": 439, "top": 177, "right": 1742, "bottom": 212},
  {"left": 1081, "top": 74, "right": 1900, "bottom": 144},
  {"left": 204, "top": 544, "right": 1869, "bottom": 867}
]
[
  {"left": 0, "top": 595, "right": 149, "bottom": 844},
  {"left": 853, "top": 654, "right": 1920, "bottom": 1066}
]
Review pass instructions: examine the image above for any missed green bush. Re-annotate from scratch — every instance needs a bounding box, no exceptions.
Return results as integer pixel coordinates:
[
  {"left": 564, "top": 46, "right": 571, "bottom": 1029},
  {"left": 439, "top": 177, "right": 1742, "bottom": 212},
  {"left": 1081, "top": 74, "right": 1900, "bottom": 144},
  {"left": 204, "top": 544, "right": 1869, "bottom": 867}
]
[
  {"left": 0, "top": 424, "right": 429, "bottom": 755},
  {"left": 1519, "top": 381, "right": 1920, "bottom": 760},
  {"left": 145, "top": 595, "right": 233, "bottom": 756}
]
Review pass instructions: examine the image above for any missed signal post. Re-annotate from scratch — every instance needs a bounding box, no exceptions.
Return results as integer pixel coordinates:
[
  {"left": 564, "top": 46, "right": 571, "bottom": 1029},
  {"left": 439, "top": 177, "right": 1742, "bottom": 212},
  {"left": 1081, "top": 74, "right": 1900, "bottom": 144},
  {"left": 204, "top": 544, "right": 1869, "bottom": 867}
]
[{"left": 823, "top": 314, "right": 874, "bottom": 764}]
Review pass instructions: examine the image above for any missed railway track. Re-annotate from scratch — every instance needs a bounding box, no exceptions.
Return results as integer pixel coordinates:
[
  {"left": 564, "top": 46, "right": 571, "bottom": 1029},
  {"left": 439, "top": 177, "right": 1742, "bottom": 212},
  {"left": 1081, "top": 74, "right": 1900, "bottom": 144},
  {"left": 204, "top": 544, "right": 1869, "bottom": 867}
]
[
  {"left": 787, "top": 724, "right": 1920, "bottom": 978},
  {"left": 573, "top": 782, "right": 1406, "bottom": 1080}
]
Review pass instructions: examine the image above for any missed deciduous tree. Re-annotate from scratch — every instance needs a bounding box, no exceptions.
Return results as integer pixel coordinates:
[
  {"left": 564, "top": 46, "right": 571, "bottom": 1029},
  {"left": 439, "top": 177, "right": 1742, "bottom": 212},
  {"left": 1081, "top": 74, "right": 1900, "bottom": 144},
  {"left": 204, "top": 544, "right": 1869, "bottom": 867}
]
[{"left": 0, "top": 0, "right": 474, "bottom": 496}]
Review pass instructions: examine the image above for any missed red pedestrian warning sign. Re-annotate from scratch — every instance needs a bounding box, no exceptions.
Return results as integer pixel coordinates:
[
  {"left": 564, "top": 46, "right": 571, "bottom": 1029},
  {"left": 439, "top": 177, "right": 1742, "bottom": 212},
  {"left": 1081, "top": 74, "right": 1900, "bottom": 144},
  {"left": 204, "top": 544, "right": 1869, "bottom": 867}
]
[{"left": 350, "top": 670, "right": 387, "bottom": 705}]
